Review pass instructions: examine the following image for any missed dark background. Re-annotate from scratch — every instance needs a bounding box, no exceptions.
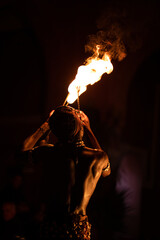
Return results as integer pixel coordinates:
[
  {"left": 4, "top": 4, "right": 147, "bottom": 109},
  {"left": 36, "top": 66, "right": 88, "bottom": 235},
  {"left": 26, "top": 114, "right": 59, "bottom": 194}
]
[{"left": 0, "top": 0, "right": 160, "bottom": 239}]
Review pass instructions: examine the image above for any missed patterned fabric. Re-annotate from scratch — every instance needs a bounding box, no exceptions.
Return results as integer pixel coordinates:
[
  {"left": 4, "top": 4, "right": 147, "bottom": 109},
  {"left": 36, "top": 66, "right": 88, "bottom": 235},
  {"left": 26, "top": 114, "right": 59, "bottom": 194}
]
[{"left": 40, "top": 214, "right": 91, "bottom": 240}]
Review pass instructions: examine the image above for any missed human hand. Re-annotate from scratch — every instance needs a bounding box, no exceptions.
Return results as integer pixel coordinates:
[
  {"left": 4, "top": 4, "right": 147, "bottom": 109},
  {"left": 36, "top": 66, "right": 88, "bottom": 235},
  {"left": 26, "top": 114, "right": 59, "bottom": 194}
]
[{"left": 78, "top": 110, "right": 90, "bottom": 129}]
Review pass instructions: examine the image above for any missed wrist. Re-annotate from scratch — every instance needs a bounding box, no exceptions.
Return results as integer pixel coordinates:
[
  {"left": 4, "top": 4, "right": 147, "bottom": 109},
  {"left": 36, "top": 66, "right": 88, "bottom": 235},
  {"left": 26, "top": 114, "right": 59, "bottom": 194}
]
[
  {"left": 40, "top": 122, "right": 50, "bottom": 133},
  {"left": 40, "top": 127, "right": 45, "bottom": 134}
]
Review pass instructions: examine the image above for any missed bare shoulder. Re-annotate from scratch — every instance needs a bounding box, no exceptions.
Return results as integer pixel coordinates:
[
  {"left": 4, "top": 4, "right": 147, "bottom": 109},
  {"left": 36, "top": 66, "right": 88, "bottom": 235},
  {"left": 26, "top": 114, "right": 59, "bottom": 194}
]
[
  {"left": 82, "top": 146, "right": 107, "bottom": 158},
  {"left": 81, "top": 147, "right": 108, "bottom": 166},
  {"left": 81, "top": 146, "right": 111, "bottom": 177}
]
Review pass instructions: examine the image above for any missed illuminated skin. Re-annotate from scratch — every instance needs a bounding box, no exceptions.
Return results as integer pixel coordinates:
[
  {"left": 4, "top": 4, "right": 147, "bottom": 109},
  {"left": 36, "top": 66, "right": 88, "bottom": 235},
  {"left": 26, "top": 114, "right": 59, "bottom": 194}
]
[
  {"left": 22, "top": 107, "right": 111, "bottom": 216},
  {"left": 70, "top": 147, "right": 110, "bottom": 215},
  {"left": 22, "top": 121, "right": 51, "bottom": 151},
  {"left": 67, "top": 110, "right": 110, "bottom": 215}
]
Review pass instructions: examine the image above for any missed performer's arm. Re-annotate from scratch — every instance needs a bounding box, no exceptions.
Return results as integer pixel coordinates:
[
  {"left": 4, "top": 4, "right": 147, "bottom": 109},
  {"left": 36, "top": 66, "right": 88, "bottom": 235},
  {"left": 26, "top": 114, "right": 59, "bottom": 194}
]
[
  {"left": 22, "top": 110, "right": 55, "bottom": 152},
  {"left": 86, "top": 126, "right": 111, "bottom": 177},
  {"left": 80, "top": 110, "right": 111, "bottom": 177},
  {"left": 84, "top": 126, "right": 102, "bottom": 149},
  {"left": 101, "top": 154, "right": 111, "bottom": 177},
  {"left": 79, "top": 111, "right": 101, "bottom": 149},
  {"left": 21, "top": 121, "right": 50, "bottom": 151}
]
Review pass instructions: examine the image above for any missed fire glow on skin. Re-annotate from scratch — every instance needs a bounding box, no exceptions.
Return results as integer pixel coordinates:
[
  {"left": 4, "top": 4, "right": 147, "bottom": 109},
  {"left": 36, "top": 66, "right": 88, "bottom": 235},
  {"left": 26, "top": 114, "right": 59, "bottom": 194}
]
[{"left": 63, "top": 45, "right": 113, "bottom": 105}]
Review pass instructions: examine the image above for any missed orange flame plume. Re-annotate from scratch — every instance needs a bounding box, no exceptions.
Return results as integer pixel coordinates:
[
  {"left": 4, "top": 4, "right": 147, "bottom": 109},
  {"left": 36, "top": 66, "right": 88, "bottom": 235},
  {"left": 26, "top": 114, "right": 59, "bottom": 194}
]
[{"left": 64, "top": 45, "right": 113, "bottom": 105}]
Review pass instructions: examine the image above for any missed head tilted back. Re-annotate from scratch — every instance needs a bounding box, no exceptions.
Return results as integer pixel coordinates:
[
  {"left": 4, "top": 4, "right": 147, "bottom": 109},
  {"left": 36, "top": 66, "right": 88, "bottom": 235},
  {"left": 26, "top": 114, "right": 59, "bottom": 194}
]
[{"left": 49, "top": 106, "right": 82, "bottom": 142}]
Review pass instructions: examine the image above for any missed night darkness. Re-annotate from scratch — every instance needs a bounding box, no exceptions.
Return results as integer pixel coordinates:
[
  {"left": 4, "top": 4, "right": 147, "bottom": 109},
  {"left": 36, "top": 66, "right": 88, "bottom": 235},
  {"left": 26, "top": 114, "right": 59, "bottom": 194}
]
[{"left": 0, "top": 0, "right": 160, "bottom": 239}]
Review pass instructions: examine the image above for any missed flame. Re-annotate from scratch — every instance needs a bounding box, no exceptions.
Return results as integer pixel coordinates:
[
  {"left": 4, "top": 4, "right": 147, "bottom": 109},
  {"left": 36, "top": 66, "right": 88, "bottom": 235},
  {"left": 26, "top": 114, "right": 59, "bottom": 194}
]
[{"left": 67, "top": 45, "right": 113, "bottom": 104}]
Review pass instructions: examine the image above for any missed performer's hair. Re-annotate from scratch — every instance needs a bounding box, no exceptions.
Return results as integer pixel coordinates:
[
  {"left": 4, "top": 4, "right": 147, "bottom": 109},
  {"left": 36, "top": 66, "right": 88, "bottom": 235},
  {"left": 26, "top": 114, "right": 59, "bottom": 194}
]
[{"left": 49, "top": 106, "right": 81, "bottom": 141}]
